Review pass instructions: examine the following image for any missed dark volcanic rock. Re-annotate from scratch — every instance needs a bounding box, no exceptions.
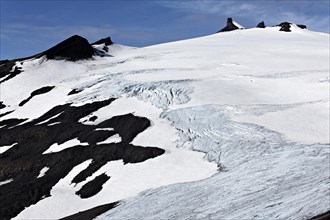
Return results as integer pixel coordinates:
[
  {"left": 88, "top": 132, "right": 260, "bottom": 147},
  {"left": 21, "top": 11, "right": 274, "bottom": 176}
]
[
  {"left": 41, "top": 35, "right": 95, "bottom": 61},
  {"left": 309, "top": 210, "right": 330, "bottom": 220},
  {"left": 19, "top": 86, "right": 55, "bottom": 107},
  {"left": 0, "top": 98, "right": 165, "bottom": 219},
  {"left": 278, "top": 22, "right": 292, "bottom": 32},
  {"left": 256, "top": 21, "right": 266, "bottom": 28},
  {"left": 0, "top": 60, "right": 22, "bottom": 83},
  {"left": 218, "top": 18, "right": 240, "bottom": 33},
  {"left": 91, "top": 37, "right": 113, "bottom": 46},
  {"left": 0, "top": 110, "right": 14, "bottom": 118},
  {"left": 89, "top": 115, "right": 98, "bottom": 122},
  {"left": 91, "top": 37, "right": 113, "bottom": 54},
  {"left": 60, "top": 202, "right": 119, "bottom": 220},
  {"left": 76, "top": 173, "right": 110, "bottom": 198},
  {"left": 277, "top": 22, "right": 307, "bottom": 32},
  {"left": 0, "top": 102, "right": 5, "bottom": 109},
  {"left": 68, "top": 88, "right": 84, "bottom": 95},
  {"left": 297, "top": 24, "right": 307, "bottom": 29},
  {"left": 0, "top": 35, "right": 106, "bottom": 83}
]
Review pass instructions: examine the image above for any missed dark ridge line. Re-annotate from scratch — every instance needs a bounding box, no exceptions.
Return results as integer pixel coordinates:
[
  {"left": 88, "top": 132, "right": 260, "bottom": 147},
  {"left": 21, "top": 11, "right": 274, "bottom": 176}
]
[
  {"left": 19, "top": 86, "right": 55, "bottom": 107},
  {"left": 0, "top": 102, "right": 6, "bottom": 109},
  {"left": 68, "top": 88, "right": 84, "bottom": 95},
  {"left": 41, "top": 35, "right": 95, "bottom": 61},
  {"left": 310, "top": 210, "right": 330, "bottom": 220},
  {"left": 76, "top": 173, "right": 110, "bottom": 199},
  {"left": 0, "top": 35, "right": 113, "bottom": 83},
  {"left": 0, "top": 60, "right": 23, "bottom": 84},
  {"left": 0, "top": 35, "right": 96, "bottom": 62},
  {"left": 0, "top": 110, "right": 14, "bottom": 118},
  {"left": 91, "top": 37, "right": 113, "bottom": 46},
  {"left": 60, "top": 202, "right": 120, "bottom": 220},
  {"left": 0, "top": 118, "right": 27, "bottom": 129}
]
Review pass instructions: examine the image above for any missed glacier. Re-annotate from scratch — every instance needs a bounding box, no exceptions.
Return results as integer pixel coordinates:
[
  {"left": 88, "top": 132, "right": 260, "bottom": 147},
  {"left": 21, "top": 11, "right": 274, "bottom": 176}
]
[{"left": 0, "top": 23, "right": 329, "bottom": 219}]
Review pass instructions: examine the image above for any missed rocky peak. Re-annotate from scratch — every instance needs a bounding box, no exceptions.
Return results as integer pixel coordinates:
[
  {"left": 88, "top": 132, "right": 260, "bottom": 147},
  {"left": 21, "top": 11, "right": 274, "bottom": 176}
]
[
  {"left": 217, "top": 17, "right": 240, "bottom": 33},
  {"left": 41, "top": 35, "right": 95, "bottom": 61},
  {"left": 256, "top": 21, "right": 266, "bottom": 28},
  {"left": 278, "top": 22, "right": 292, "bottom": 32}
]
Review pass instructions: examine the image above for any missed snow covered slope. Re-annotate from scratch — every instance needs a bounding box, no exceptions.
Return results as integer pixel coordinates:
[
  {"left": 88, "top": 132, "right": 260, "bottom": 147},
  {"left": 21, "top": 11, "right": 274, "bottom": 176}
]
[{"left": 0, "top": 24, "right": 329, "bottom": 220}]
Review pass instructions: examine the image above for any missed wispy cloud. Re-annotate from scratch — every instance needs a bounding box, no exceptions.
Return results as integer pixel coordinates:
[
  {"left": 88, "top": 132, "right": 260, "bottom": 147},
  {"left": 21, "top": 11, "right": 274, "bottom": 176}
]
[
  {"left": 158, "top": 1, "right": 258, "bottom": 17},
  {"left": 1, "top": 23, "right": 117, "bottom": 42},
  {"left": 158, "top": 0, "right": 330, "bottom": 32},
  {"left": 1, "top": 22, "right": 161, "bottom": 46}
]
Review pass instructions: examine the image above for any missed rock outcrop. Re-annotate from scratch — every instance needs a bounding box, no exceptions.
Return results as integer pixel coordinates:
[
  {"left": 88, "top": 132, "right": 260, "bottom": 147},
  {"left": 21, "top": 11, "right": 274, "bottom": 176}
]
[
  {"left": 256, "top": 21, "right": 266, "bottom": 28},
  {"left": 91, "top": 37, "right": 113, "bottom": 46},
  {"left": 40, "top": 35, "right": 95, "bottom": 61},
  {"left": 277, "top": 22, "right": 307, "bottom": 32},
  {"left": 297, "top": 24, "right": 307, "bottom": 29},
  {"left": 218, "top": 18, "right": 240, "bottom": 32}
]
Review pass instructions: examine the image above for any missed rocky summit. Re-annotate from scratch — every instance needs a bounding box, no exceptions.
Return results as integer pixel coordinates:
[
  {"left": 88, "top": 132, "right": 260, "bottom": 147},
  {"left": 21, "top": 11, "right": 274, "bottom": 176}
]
[
  {"left": 40, "top": 35, "right": 95, "bottom": 61},
  {"left": 256, "top": 21, "right": 266, "bottom": 28},
  {"left": 217, "top": 17, "right": 240, "bottom": 32}
]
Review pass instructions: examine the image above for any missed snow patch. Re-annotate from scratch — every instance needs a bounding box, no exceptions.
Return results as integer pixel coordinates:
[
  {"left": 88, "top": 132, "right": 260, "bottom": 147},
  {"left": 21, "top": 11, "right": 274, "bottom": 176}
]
[
  {"left": 95, "top": 128, "right": 114, "bottom": 131},
  {"left": 36, "top": 112, "right": 63, "bottom": 125},
  {"left": 233, "top": 20, "right": 244, "bottom": 29},
  {"left": 43, "top": 138, "right": 88, "bottom": 154},
  {"left": 0, "top": 143, "right": 17, "bottom": 154},
  {"left": 37, "top": 167, "right": 49, "bottom": 178},
  {"left": 97, "top": 134, "right": 121, "bottom": 144},
  {"left": 0, "top": 179, "right": 13, "bottom": 186}
]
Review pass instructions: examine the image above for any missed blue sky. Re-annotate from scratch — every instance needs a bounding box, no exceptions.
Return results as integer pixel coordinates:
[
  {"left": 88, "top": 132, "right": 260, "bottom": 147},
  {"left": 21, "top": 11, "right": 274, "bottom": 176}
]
[{"left": 1, "top": 0, "right": 329, "bottom": 59}]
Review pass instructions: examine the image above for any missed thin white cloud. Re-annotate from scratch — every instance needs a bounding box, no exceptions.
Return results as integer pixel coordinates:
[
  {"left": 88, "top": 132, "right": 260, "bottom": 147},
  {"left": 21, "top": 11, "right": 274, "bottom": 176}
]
[
  {"left": 1, "top": 22, "right": 167, "bottom": 50},
  {"left": 158, "top": 0, "right": 330, "bottom": 32},
  {"left": 159, "top": 1, "right": 258, "bottom": 16}
]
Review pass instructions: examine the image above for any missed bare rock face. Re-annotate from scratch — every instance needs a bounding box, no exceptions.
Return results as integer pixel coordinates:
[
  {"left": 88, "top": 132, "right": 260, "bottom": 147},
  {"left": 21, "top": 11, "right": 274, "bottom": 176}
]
[
  {"left": 0, "top": 60, "right": 22, "bottom": 83},
  {"left": 278, "top": 22, "right": 292, "bottom": 32},
  {"left": 256, "top": 21, "right": 266, "bottom": 28},
  {"left": 277, "top": 22, "right": 307, "bottom": 32},
  {"left": 91, "top": 37, "right": 113, "bottom": 54},
  {"left": 218, "top": 18, "right": 239, "bottom": 32}
]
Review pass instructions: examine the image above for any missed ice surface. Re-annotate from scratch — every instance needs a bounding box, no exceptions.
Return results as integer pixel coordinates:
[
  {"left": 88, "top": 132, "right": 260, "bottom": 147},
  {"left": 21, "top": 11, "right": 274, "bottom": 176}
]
[{"left": 99, "top": 106, "right": 330, "bottom": 220}]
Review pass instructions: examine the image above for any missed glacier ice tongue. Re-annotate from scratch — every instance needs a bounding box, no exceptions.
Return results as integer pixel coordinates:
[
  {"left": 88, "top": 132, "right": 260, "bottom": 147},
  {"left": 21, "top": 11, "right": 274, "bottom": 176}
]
[{"left": 99, "top": 105, "right": 330, "bottom": 220}]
